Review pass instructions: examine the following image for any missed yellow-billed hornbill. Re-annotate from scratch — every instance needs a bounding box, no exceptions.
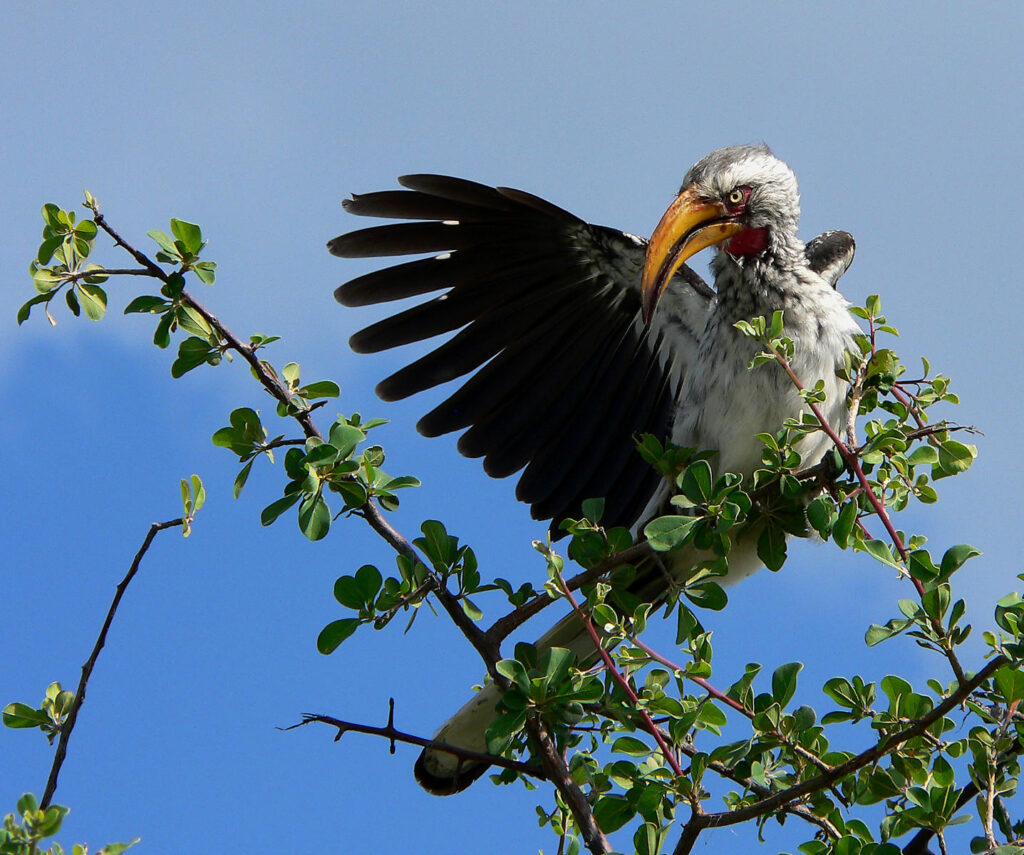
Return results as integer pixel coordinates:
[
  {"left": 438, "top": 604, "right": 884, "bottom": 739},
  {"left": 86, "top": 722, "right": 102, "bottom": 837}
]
[{"left": 329, "top": 145, "right": 860, "bottom": 794}]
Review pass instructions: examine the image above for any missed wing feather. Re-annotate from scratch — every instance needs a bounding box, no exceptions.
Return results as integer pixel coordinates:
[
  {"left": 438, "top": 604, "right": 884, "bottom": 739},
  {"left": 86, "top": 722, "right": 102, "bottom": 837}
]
[{"left": 330, "top": 175, "right": 714, "bottom": 531}]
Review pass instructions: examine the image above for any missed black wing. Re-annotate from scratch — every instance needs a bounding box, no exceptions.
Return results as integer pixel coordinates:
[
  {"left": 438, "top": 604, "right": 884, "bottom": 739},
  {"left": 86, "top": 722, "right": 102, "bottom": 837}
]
[
  {"left": 805, "top": 230, "right": 856, "bottom": 289},
  {"left": 329, "top": 175, "right": 713, "bottom": 531}
]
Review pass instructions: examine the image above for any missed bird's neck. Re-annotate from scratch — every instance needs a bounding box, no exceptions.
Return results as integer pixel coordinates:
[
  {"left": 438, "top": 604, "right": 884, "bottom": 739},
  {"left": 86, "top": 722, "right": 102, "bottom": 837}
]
[{"left": 710, "top": 235, "right": 806, "bottom": 324}]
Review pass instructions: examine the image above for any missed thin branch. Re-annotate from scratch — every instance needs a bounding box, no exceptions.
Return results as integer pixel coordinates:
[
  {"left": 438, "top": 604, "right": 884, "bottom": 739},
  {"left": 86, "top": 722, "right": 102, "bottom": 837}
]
[
  {"left": 772, "top": 348, "right": 967, "bottom": 686},
  {"left": 63, "top": 267, "right": 156, "bottom": 282},
  {"left": 485, "top": 542, "right": 653, "bottom": 644},
  {"left": 40, "top": 517, "right": 185, "bottom": 808},
  {"left": 554, "top": 574, "right": 684, "bottom": 779},
  {"left": 291, "top": 705, "right": 543, "bottom": 780},
  {"left": 629, "top": 636, "right": 840, "bottom": 791}
]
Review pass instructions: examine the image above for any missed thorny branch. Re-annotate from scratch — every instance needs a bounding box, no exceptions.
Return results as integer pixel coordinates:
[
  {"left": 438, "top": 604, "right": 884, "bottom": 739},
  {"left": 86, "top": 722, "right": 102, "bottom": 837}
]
[
  {"left": 554, "top": 573, "right": 685, "bottom": 779},
  {"left": 291, "top": 702, "right": 543, "bottom": 779}
]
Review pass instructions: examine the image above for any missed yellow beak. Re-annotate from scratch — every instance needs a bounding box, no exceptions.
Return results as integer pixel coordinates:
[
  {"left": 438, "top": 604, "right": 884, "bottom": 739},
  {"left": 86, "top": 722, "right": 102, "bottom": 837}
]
[{"left": 641, "top": 187, "right": 745, "bottom": 323}]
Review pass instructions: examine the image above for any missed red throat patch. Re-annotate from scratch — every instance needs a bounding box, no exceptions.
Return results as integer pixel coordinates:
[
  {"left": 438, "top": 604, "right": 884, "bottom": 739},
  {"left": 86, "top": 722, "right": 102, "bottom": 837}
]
[{"left": 725, "top": 227, "right": 768, "bottom": 257}]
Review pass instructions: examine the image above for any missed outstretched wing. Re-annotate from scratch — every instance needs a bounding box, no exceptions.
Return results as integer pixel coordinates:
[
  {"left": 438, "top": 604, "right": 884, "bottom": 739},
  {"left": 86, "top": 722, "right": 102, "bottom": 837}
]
[{"left": 329, "top": 175, "right": 714, "bottom": 531}]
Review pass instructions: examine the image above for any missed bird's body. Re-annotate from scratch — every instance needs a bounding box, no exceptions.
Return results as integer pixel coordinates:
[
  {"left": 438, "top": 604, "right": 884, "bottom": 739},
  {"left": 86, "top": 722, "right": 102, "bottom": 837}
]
[{"left": 329, "top": 145, "right": 860, "bottom": 794}]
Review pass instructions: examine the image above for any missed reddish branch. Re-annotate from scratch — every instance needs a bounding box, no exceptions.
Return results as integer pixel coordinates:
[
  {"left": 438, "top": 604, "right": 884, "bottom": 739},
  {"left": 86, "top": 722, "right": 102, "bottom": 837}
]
[
  {"left": 553, "top": 575, "right": 685, "bottom": 779},
  {"left": 771, "top": 347, "right": 967, "bottom": 685}
]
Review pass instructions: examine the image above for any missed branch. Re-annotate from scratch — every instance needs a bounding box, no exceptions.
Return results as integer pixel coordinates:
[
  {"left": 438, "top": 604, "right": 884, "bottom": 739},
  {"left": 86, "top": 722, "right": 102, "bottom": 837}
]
[
  {"left": 89, "top": 209, "right": 617, "bottom": 852},
  {"left": 40, "top": 517, "right": 185, "bottom": 808},
  {"left": 485, "top": 542, "right": 654, "bottom": 644},
  {"left": 291, "top": 702, "right": 543, "bottom": 780},
  {"left": 671, "top": 656, "right": 1007, "bottom": 854},
  {"left": 63, "top": 267, "right": 156, "bottom": 282},
  {"left": 554, "top": 573, "right": 684, "bottom": 779},
  {"left": 772, "top": 347, "right": 967, "bottom": 685}
]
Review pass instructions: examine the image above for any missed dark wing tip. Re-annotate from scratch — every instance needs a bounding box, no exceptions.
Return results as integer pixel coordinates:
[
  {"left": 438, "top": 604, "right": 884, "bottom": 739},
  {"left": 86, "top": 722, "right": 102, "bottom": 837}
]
[
  {"left": 805, "top": 230, "right": 856, "bottom": 289},
  {"left": 414, "top": 750, "right": 489, "bottom": 796}
]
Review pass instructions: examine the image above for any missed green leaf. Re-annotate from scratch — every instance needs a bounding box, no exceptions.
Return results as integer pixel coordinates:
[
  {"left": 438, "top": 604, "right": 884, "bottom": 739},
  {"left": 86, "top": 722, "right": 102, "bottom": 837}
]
[
  {"left": 192, "top": 260, "right": 217, "bottom": 284},
  {"left": 939, "top": 544, "right": 980, "bottom": 577},
  {"left": 233, "top": 460, "right": 254, "bottom": 498},
  {"left": 934, "top": 439, "right": 976, "bottom": 478},
  {"left": 461, "top": 597, "right": 483, "bottom": 621},
  {"left": 684, "top": 581, "right": 727, "bottom": 611},
  {"left": 2, "top": 703, "right": 50, "bottom": 728},
  {"left": 298, "top": 495, "right": 331, "bottom": 541},
  {"left": 833, "top": 500, "right": 858, "bottom": 548},
  {"left": 681, "top": 459, "right": 713, "bottom": 503},
  {"left": 644, "top": 514, "right": 697, "bottom": 551},
  {"left": 328, "top": 422, "right": 366, "bottom": 459},
  {"left": 581, "top": 497, "right": 604, "bottom": 523},
  {"left": 757, "top": 523, "right": 787, "bottom": 571},
  {"left": 994, "top": 666, "right": 1024, "bottom": 703},
  {"left": 171, "top": 336, "right": 215, "bottom": 377},
  {"left": 865, "top": 617, "right": 913, "bottom": 646},
  {"left": 611, "top": 736, "right": 651, "bottom": 756},
  {"left": 495, "top": 658, "right": 530, "bottom": 693},
  {"left": 97, "top": 840, "right": 140, "bottom": 855},
  {"left": 593, "top": 795, "right": 634, "bottom": 833},
  {"left": 170, "top": 218, "right": 203, "bottom": 254},
  {"left": 124, "top": 295, "right": 167, "bottom": 314},
  {"left": 153, "top": 312, "right": 173, "bottom": 348},
  {"left": 305, "top": 443, "right": 340, "bottom": 467},
  {"left": 77, "top": 283, "right": 107, "bottom": 320},
  {"left": 537, "top": 647, "right": 574, "bottom": 696},
  {"left": 300, "top": 380, "right": 341, "bottom": 399},
  {"left": 771, "top": 662, "right": 802, "bottom": 708},
  {"left": 859, "top": 538, "right": 902, "bottom": 570},
  {"left": 260, "top": 493, "right": 300, "bottom": 526},
  {"left": 37, "top": 235, "right": 63, "bottom": 264},
  {"left": 379, "top": 475, "right": 421, "bottom": 491},
  {"left": 147, "top": 229, "right": 178, "bottom": 256},
  {"left": 805, "top": 496, "right": 833, "bottom": 537},
  {"left": 17, "top": 293, "right": 51, "bottom": 325},
  {"left": 317, "top": 619, "right": 360, "bottom": 654}
]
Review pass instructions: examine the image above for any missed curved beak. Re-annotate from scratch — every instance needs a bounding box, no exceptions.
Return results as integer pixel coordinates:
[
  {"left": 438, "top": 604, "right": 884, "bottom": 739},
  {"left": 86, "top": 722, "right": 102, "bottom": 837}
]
[{"left": 641, "top": 187, "right": 745, "bottom": 324}]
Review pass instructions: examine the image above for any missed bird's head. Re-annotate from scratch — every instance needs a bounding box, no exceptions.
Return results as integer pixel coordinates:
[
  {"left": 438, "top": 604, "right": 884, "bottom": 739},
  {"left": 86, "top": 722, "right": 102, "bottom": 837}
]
[{"left": 641, "top": 145, "right": 801, "bottom": 323}]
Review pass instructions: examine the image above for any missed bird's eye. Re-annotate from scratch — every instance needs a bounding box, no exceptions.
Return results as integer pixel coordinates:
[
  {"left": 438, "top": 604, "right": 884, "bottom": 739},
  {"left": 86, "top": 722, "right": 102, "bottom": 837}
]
[{"left": 727, "top": 188, "right": 745, "bottom": 206}]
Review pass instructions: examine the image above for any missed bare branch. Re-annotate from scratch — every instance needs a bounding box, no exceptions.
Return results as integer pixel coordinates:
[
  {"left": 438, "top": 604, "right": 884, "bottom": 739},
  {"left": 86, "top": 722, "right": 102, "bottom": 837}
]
[
  {"left": 291, "top": 703, "right": 543, "bottom": 780},
  {"left": 40, "top": 517, "right": 185, "bottom": 808}
]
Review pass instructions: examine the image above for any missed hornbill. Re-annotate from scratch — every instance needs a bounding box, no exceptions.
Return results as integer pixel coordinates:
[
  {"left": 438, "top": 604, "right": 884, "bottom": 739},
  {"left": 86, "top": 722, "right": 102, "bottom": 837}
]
[{"left": 329, "top": 145, "right": 860, "bottom": 794}]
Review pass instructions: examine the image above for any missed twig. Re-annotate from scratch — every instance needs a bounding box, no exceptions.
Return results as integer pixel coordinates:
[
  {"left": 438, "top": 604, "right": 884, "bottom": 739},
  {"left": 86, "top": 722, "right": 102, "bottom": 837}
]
[
  {"left": 291, "top": 704, "right": 542, "bottom": 779},
  {"left": 554, "top": 574, "right": 684, "bottom": 778},
  {"left": 485, "top": 542, "right": 653, "bottom": 644},
  {"left": 40, "top": 517, "right": 185, "bottom": 808},
  {"left": 629, "top": 636, "right": 839, "bottom": 789},
  {"left": 61, "top": 267, "right": 155, "bottom": 282},
  {"left": 772, "top": 348, "right": 967, "bottom": 685}
]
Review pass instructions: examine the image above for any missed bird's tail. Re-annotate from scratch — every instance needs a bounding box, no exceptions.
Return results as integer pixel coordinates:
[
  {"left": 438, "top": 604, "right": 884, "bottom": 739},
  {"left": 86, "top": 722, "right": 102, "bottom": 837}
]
[{"left": 414, "top": 527, "right": 766, "bottom": 794}]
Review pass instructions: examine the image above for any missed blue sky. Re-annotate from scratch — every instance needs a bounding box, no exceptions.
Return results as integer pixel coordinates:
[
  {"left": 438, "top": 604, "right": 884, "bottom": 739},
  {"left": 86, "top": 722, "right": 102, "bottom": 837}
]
[{"left": 3, "top": 3, "right": 1023, "bottom": 853}]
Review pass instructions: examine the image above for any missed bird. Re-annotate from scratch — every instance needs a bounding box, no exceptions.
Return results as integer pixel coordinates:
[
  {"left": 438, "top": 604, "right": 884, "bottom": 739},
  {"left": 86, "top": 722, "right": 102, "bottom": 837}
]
[{"left": 328, "top": 144, "right": 861, "bottom": 794}]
